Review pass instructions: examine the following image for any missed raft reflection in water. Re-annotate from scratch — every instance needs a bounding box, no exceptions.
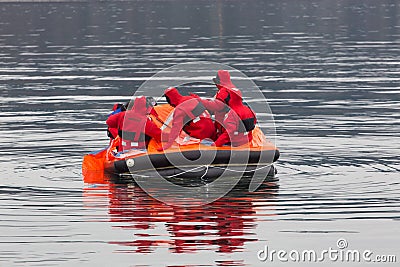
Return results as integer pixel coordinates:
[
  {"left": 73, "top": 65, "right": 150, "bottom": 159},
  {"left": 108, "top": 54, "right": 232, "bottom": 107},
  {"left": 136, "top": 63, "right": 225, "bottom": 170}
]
[{"left": 83, "top": 176, "right": 278, "bottom": 254}]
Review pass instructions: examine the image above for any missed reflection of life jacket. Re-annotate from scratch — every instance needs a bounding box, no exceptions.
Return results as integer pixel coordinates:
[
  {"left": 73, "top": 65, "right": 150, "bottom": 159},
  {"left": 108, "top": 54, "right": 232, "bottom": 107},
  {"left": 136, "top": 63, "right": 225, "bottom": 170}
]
[{"left": 118, "top": 111, "right": 148, "bottom": 150}]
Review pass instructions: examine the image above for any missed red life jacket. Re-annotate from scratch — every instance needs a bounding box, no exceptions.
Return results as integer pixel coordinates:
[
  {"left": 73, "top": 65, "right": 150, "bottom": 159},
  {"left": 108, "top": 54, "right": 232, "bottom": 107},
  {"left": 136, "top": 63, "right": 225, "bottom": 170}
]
[
  {"left": 183, "top": 100, "right": 207, "bottom": 131},
  {"left": 237, "top": 108, "right": 256, "bottom": 133},
  {"left": 119, "top": 111, "right": 148, "bottom": 150},
  {"left": 163, "top": 88, "right": 215, "bottom": 147},
  {"left": 214, "top": 70, "right": 242, "bottom": 105},
  {"left": 118, "top": 97, "right": 150, "bottom": 150},
  {"left": 231, "top": 104, "right": 256, "bottom": 142},
  {"left": 213, "top": 70, "right": 244, "bottom": 137},
  {"left": 214, "top": 107, "right": 256, "bottom": 147}
]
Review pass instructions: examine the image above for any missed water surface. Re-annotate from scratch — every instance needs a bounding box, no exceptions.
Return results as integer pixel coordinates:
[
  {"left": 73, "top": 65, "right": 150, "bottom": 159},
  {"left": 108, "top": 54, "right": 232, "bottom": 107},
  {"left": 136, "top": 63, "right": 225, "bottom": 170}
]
[{"left": 0, "top": 0, "right": 399, "bottom": 266}]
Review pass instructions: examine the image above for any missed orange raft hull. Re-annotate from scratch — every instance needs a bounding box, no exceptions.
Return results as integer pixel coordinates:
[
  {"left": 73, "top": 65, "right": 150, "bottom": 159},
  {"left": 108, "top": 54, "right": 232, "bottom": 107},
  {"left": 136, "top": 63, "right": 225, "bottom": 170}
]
[{"left": 82, "top": 104, "right": 279, "bottom": 181}]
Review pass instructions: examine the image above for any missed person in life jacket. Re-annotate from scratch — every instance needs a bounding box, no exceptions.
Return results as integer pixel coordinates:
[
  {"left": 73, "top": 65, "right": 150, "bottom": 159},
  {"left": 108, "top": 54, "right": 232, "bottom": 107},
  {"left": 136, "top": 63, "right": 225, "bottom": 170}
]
[
  {"left": 200, "top": 70, "right": 257, "bottom": 146},
  {"left": 199, "top": 70, "right": 247, "bottom": 139},
  {"left": 106, "top": 96, "right": 161, "bottom": 151},
  {"left": 158, "top": 87, "right": 215, "bottom": 151},
  {"left": 213, "top": 105, "right": 257, "bottom": 147},
  {"left": 107, "top": 103, "right": 126, "bottom": 139}
]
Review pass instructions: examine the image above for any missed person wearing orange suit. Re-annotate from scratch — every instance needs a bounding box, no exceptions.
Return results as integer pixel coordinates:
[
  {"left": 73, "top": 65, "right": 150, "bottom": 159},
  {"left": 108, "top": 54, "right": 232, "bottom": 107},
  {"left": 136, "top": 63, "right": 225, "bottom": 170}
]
[
  {"left": 159, "top": 87, "right": 215, "bottom": 151},
  {"left": 106, "top": 96, "right": 161, "bottom": 151}
]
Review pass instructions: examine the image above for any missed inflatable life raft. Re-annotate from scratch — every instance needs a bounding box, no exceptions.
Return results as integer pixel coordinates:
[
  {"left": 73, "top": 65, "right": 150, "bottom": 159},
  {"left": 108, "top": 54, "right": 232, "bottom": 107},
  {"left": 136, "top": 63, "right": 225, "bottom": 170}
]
[{"left": 82, "top": 104, "right": 279, "bottom": 182}]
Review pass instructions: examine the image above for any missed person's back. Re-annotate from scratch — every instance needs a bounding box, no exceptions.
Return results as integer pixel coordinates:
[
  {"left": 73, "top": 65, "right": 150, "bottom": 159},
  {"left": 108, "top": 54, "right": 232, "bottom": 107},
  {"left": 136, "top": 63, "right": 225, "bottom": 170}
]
[
  {"left": 160, "top": 87, "right": 215, "bottom": 150},
  {"left": 214, "top": 103, "right": 256, "bottom": 147}
]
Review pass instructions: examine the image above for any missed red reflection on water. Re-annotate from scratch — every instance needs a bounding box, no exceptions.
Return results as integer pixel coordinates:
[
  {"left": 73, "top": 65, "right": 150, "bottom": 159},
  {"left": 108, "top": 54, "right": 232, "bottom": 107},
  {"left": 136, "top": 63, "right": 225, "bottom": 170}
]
[{"left": 83, "top": 176, "right": 277, "bottom": 256}]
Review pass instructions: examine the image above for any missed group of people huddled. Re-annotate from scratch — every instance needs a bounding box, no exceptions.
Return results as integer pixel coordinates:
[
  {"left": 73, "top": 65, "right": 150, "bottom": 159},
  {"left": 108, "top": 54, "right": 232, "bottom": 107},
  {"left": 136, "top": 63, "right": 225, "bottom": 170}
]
[{"left": 106, "top": 70, "right": 257, "bottom": 152}]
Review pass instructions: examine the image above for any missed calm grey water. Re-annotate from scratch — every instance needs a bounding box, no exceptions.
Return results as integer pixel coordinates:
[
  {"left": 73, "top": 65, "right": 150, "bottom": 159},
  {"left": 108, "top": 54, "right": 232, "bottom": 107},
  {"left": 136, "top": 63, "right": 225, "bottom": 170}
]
[{"left": 1, "top": 0, "right": 400, "bottom": 266}]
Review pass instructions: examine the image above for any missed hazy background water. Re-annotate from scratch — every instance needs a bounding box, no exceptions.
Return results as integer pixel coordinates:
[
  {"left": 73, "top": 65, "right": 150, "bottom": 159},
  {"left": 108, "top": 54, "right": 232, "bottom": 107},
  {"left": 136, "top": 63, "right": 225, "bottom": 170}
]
[{"left": 0, "top": 0, "right": 399, "bottom": 266}]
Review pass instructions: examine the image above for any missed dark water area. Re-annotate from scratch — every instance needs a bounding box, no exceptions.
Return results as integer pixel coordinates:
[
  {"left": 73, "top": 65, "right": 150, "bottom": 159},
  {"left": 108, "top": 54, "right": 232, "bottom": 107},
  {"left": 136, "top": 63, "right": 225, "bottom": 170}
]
[{"left": 1, "top": 0, "right": 399, "bottom": 266}]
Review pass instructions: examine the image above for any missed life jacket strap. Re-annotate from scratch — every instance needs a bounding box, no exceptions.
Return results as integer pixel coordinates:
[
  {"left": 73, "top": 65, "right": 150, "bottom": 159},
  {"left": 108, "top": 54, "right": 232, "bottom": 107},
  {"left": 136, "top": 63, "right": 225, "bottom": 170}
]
[
  {"left": 120, "top": 130, "right": 146, "bottom": 142},
  {"left": 191, "top": 101, "right": 206, "bottom": 118},
  {"left": 238, "top": 117, "right": 255, "bottom": 133}
]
